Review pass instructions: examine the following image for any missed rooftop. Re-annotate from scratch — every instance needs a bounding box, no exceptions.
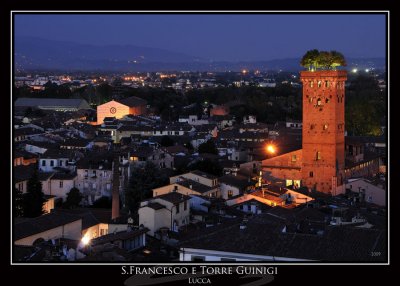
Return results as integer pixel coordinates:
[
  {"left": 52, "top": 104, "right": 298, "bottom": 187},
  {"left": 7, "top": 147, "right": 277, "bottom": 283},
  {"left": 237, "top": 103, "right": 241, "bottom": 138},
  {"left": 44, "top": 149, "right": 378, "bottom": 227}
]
[
  {"left": 156, "top": 192, "right": 191, "bottom": 204},
  {"left": 115, "top": 96, "right": 147, "bottom": 107},
  {"left": 14, "top": 212, "right": 82, "bottom": 241}
]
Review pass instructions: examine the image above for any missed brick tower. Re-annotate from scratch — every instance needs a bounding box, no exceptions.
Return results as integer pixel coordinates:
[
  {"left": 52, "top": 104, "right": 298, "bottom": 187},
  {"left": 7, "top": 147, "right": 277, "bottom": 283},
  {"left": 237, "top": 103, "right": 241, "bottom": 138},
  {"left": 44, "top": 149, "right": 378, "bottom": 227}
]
[{"left": 300, "top": 70, "right": 347, "bottom": 194}]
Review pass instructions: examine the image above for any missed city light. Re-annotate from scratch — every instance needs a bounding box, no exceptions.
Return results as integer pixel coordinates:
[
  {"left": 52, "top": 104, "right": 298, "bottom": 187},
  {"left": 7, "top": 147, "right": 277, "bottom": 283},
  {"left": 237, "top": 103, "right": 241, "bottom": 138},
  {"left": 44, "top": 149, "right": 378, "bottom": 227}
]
[
  {"left": 81, "top": 234, "right": 91, "bottom": 246},
  {"left": 242, "top": 69, "right": 247, "bottom": 74},
  {"left": 365, "top": 69, "right": 370, "bottom": 73},
  {"left": 266, "top": 144, "right": 276, "bottom": 154},
  {"left": 352, "top": 68, "right": 358, "bottom": 73}
]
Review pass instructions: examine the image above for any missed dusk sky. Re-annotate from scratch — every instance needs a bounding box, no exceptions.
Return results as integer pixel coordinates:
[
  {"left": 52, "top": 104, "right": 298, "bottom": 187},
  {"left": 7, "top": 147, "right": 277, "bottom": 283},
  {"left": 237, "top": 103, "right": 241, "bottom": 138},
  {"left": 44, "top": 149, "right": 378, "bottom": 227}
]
[{"left": 14, "top": 14, "right": 386, "bottom": 61}]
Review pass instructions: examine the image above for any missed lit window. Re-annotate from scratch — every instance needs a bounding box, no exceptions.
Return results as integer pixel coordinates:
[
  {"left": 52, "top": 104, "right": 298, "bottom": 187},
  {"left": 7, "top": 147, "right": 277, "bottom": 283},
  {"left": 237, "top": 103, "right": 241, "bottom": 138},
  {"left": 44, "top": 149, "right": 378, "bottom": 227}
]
[
  {"left": 291, "top": 155, "right": 297, "bottom": 162},
  {"left": 318, "top": 81, "right": 322, "bottom": 88},
  {"left": 316, "top": 152, "right": 321, "bottom": 161},
  {"left": 228, "top": 190, "right": 233, "bottom": 198},
  {"left": 310, "top": 81, "right": 314, "bottom": 88},
  {"left": 317, "top": 98, "right": 322, "bottom": 106},
  {"left": 323, "top": 124, "right": 328, "bottom": 130},
  {"left": 325, "top": 98, "right": 330, "bottom": 103},
  {"left": 325, "top": 81, "right": 329, "bottom": 87}
]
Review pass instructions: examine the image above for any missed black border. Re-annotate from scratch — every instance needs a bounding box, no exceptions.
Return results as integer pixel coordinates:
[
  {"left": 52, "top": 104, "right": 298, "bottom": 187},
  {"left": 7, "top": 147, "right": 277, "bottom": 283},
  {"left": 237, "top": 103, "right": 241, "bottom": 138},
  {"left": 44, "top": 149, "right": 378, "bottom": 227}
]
[{"left": 6, "top": 5, "right": 394, "bottom": 286}]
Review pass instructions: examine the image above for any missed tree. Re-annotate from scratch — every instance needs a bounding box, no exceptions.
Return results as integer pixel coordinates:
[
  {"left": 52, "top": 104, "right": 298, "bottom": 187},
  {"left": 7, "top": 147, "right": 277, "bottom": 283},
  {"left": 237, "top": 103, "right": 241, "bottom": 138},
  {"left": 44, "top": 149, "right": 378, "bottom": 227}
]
[
  {"left": 300, "top": 49, "right": 319, "bottom": 70},
  {"left": 198, "top": 140, "right": 218, "bottom": 155},
  {"left": 91, "top": 196, "right": 112, "bottom": 208},
  {"left": 64, "top": 187, "right": 83, "bottom": 209},
  {"left": 23, "top": 171, "right": 46, "bottom": 217},
  {"left": 188, "top": 159, "right": 223, "bottom": 177},
  {"left": 300, "top": 49, "right": 346, "bottom": 70},
  {"left": 317, "top": 51, "right": 331, "bottom": 69},
  {"left": 160, "top": 135, "right": 175, "bottom": 147},
  {"left": 330, "top": 50, "right": 347, "bottom": 70},
  {"left": 124, "top": 162, "right": 169, "bottom": 213},
  {"left": 14, "top": 187, "right": 24, "bottom": 217}
]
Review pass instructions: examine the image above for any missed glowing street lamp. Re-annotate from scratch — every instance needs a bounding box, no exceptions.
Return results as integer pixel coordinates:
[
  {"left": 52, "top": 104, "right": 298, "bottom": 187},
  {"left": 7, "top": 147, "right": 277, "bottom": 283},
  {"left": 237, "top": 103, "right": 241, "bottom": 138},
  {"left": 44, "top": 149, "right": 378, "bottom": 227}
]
[
  {"left": 266, "top": 144, "right": 276, "bottom": 154},
  {"left": 81, "top": 235, "right": 90, "bottom": 246}
]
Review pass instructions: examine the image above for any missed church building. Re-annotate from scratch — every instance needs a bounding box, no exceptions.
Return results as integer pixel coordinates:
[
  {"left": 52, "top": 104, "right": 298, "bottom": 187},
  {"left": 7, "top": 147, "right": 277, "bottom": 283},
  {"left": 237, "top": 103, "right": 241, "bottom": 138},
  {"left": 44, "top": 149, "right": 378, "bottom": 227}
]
[{"left": 97, "top": 96, "right": 147, "bottom": 124}]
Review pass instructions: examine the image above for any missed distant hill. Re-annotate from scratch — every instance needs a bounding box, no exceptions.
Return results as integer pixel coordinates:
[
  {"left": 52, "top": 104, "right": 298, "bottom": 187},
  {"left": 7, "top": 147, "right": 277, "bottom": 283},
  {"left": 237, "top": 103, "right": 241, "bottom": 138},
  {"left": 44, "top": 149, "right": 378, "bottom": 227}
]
[{"left": 15, "top": 37, "right": 386, "bottom": 72}]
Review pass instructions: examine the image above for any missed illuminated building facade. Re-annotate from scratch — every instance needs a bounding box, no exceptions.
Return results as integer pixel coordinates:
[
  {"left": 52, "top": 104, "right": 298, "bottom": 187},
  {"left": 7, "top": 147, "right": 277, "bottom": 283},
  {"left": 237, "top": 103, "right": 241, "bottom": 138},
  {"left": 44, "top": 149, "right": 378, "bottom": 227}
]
[
  {"left": 262, "top": 70, "right": 347, "bottom": 194},
  {"left": 300, "top": 70, "right": 347, "bottom": 194},
  {"left": 97, "top": 96, "right": 147, "bottom": 124}
]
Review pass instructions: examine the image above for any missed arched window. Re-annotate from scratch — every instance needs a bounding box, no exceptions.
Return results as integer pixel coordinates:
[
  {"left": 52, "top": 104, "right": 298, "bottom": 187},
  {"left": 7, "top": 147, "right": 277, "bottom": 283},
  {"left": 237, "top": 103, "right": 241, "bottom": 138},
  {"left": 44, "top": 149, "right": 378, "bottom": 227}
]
[
  {"left": 325, "top": 80, "right": 329, "bottom": 87},
  {"left": 318, "top": 81, "right": 322, "bottom": 88},
  {"left": 323, "top": 124, "right": 328, "bottom": 130},
  {"left": 317, "top": 98, "right": 322, "bottom": 106},
  {"left": 316, "top": 151, "right": 321, "bottom": 161},
  {"left": 310, "top": 81, "right": 314, "bottom": 88}
]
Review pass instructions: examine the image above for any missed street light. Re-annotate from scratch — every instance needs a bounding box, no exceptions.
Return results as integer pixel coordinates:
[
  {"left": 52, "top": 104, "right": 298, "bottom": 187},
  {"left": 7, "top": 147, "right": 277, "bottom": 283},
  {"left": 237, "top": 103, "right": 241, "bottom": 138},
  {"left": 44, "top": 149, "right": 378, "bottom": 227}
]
[{"left": 266, "top": 144, "right": 276, "bottom": 155}]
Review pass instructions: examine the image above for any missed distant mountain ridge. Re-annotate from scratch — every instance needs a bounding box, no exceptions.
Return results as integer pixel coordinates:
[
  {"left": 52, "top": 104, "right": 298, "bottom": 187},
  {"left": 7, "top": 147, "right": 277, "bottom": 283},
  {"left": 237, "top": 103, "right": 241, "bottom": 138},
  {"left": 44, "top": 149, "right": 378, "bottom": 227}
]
[{"left": 15, "top": 36, "right": 386, "bottom": 72}]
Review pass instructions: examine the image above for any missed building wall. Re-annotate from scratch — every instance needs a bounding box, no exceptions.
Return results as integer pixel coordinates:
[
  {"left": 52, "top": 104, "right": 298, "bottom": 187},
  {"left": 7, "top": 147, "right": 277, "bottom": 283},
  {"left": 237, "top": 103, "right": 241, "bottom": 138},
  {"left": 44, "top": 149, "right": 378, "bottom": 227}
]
[
  {"left": 39, "top": 158, "right": 74, "bottom": 173},
  {"left": 14, "top": 219, "right": 82, "bottom": 246},
  {"left": 15, "top": 180, "right": 28, "bottom": 193},
  {"left": 347, "top": 179, "right": 386, "bottom": 206},
  {"left": 76, "top": 168, "right": 113, "bottom": 205},
  {"left": 108, "top": 224, "right": 129, "bottom": 234},
  {"left": 262, "top": 149, "right": 303, "bottom": 181},
  {"left": 41, "top": 178, "right": 52, "bottom": 196},
  {"left": 300, "top": 71, "right": 347, "bottom": 194},
  {"left": 43, "top": 197, "right": 55, "bottom": 214},
  {"left": 189, "top": 195, "right": 210, "bottom": 212},
  {"left": 210, "top": 106, "right": 229, "bottom": 116},
  {"left": 97, "top": 101, "right": 130, "bottom": 124},
  {"left": 139, "top": 197, "right": 190, "bottom": 236},
  {"left": 138, "top": 207, "right": 170, "bottom": 236},
  {"left": 220, "top": 183, "right": 241, "bottom": 200},
  {"left": 344, "top": 158, "right": 380, "bottom": 179},
  {"left": 50, "top": 178, "right": 77, "bottom": 201}
]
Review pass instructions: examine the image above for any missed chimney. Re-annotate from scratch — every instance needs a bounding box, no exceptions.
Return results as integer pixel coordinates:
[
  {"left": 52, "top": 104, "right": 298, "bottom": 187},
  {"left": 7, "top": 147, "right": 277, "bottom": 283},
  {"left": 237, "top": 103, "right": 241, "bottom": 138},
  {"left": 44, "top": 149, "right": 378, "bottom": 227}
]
[
  {"left": 111, "top": 154, "right": 120, "bottom": 220},
  {"left": 173, "top": 185, "right": 178, "bottom": 192}
]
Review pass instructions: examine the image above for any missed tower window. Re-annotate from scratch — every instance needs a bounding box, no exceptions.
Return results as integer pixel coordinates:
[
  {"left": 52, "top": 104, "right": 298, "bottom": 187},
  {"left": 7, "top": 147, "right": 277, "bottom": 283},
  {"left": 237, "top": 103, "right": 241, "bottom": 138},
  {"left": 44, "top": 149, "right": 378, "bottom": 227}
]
[
  {"left": 323, "top": 124, "right": 328, "bottom": 130},
  {"left": 310, "top": 81, "right": 314, "bottom": 88},
  {"left": 318, "top": 81, "right": 322, "bottom": 88},
  {"left": 309, "top": 171, "right": 313, "bottom": 178},
  {"left": 316, "top": 152, "right": 321, "bottom": 161},
  {"left": 309, "top": 97, "right": 313, "bottom": 103},
  {"left": 325, "top": 81, "right": 329, "bottom": 87},
  {"left": 310, "top": 124, "right": 315, "bottom": 130},
  {"left": 325, "top": 98, "right": 330, "bottom": 103},
  {"left": 317, "top": 98, "right": 322, "bottom": 106},
  {"left": 291, "top": 155, "right": 297, "bottom": 162}
]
